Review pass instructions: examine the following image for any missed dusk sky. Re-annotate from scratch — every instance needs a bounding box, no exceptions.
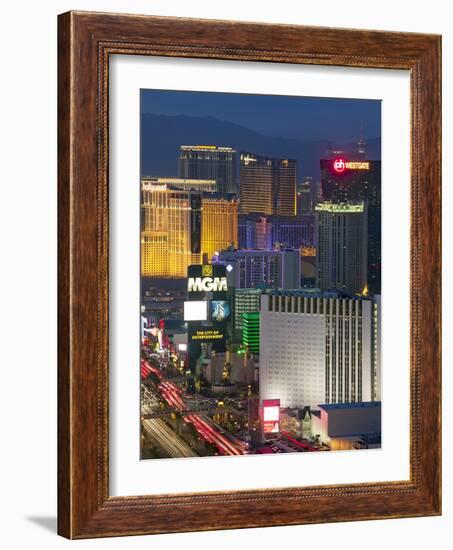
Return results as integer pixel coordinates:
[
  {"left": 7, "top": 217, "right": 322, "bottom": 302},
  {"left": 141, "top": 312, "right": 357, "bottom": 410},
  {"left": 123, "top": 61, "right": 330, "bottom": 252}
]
[{"left": 141, "top": 89, "right": 381, "bottom": 143}]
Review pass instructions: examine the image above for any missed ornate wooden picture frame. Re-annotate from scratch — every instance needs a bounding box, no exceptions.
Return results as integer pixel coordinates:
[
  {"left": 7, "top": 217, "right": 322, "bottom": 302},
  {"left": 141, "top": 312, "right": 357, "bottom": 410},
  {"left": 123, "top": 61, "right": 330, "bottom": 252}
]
[{"left": 58, "top": 11, "right": 441, "bottom": 539}]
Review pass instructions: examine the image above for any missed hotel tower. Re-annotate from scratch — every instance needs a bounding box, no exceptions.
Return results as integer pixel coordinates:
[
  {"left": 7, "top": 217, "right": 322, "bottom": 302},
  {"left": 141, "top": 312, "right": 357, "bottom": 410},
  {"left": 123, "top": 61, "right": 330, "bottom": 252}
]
[
  {"left": 141, "top": 181, "right": 238, "bottom": 278},
  {"left": 239, "top": 153, "right": 297, "bottom": 217}
]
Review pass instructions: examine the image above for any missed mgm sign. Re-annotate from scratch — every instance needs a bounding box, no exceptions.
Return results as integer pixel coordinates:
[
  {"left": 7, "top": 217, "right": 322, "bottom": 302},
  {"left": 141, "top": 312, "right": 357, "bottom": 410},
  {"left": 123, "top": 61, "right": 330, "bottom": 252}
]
[
  {"left": 186, "top": 264, "right": 229, "bottom": 347},
  {"left": 187, "top": 264, "right": 228, "bottom": 295}
]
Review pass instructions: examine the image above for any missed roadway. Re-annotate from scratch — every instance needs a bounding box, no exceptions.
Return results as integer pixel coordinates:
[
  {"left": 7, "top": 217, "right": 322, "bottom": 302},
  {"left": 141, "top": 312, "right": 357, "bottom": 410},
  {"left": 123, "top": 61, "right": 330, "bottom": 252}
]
[
  {"left": 142, "top": 404, "right": 198, "bottom": 458},
  {"left": 141, "top": 357, "right": 248, "bottom": 456}
]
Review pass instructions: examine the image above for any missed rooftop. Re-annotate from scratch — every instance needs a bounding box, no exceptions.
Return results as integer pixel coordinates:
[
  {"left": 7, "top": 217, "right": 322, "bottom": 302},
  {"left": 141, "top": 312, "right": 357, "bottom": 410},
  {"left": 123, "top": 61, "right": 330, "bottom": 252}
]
[
  {"left": 318, "top": 402, "right": 381, "bottom": 411},
  {"left": 180, "top": 145, "right": 236, "bottom": 152},
  {"left": 315, "top": 202, "right": 365, "bottom": 213}
]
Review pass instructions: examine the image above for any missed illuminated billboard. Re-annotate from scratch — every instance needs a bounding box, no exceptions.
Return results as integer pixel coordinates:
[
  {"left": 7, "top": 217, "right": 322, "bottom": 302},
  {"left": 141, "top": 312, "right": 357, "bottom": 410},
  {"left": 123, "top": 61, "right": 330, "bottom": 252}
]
[
  {"left": 187, "top": 276, "right": 227, "bottom": 293},
  {"left": 184, "top": 300, "right": 208, "bottom": 321},
  {"left": 187, "top": 264, "right": 229, "bottom": 346},
  {"left": 189, "top": 327, "right": 225, "bottom": 342},
  {"left": 262, "top": 399, "right": 280, "bottom": 434},
  {"left": 210, "top": 301, "right": 230, "bottom": 322},
  {"left": 333, "top": 158, "right": 370, "bottom": 174},
  {"left": 187, "top": 264, "right": 228, "bottom": 297}
]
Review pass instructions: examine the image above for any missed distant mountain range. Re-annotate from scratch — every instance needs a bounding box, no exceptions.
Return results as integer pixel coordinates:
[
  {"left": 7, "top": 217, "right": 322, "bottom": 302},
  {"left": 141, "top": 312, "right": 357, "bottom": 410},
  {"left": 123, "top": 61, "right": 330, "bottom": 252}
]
[{"left": 141, "top": 113, "right": 381, "bottom": 180}]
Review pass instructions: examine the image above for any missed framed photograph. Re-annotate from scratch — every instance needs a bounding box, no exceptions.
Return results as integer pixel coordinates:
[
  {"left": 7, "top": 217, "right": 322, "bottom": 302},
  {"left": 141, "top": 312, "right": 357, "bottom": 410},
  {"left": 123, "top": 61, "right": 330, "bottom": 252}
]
[{"left": 58, "top": 11, "right": 441, "bottom": 538}]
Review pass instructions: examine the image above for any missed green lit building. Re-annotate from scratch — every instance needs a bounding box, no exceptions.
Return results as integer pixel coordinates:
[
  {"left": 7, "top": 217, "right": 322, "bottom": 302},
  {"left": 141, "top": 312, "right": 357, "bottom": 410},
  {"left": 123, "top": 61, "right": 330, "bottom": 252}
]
[
  {"left": 242, "top": 312, "right": 260, "bottom": 354},
  {"left": 234, "top": 289, "right": 262, "bottom": 334}
]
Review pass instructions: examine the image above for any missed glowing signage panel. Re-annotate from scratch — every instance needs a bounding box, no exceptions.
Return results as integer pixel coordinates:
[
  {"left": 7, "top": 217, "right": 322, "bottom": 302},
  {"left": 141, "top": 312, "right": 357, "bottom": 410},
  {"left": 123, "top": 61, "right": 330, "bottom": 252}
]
[
  {"left": 333, "top": 158, "right": 346, "bottom": 173},
  {"left": 210, "top": 301, "right": 230, "bottom": 322},
  {"left": 187, "top": 276, "right": 227, "bottom": 293},
  {"left": 190, "top": 329, "right": 224, "bottom": 341},
  {"left": 333, "top": 158, "right": 370, "bottom": 173},
  {"left": 184, "top": 301, "right": 208, "bottom": 321},
  {"left": 262, "top": 399, "right": 280, "bottom": 434}
]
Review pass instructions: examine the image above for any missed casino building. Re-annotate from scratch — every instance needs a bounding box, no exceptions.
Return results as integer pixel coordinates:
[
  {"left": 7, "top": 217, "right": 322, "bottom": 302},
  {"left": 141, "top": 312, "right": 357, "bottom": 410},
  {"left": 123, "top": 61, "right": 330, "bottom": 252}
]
[
  {"left": 141, "top": 180, "right": 238, "bottom": 278},
  {"left": 259, "top": 291, "right": 381, "bottom": 410},
  {"left": 201, "top": 194, "right": 238, "bottom": 262},
  {"left": 141, "top": 181, "right": 202, "bottom": 278},
  {"left": 178, "top": 145, "right": 238, "bottom": 195},
  {"left": 320, "top": 156, "right": 381, "bottom": 294},
  {"left": 239, "top": 152, "right": 297, "bottom": 217},
  {"left": 314, "top": 202, "right": 368, "bottom": 296}
]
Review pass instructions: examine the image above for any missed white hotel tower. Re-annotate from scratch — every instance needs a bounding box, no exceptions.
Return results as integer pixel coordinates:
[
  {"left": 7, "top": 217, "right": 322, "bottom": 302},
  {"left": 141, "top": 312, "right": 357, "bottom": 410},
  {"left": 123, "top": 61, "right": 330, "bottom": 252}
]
[{"left": 259, "top": 292, "right": 380, "bottom": 409}]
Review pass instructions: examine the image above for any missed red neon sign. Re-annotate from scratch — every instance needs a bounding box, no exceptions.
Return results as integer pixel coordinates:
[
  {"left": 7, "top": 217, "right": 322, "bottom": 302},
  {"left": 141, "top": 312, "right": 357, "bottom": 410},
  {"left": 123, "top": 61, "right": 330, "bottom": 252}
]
[
  {"left": 333, "top": 158, "right": 370, "bottom": 173},
  {"left": 262, "top": 399, "right": 280, "bottom": 434},
  {"left": 333, "top": 158, "right": 346, "bottom": 173}
]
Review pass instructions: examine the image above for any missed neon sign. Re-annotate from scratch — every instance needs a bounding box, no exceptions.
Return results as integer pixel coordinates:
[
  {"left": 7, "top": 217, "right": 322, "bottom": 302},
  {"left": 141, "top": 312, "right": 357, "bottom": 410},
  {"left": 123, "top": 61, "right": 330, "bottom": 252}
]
[
  {"left": 187, "top": 276, "right": 228, "bottom": 293},
  {"left": 262, "top": 399, "right": 280, "bottom": 434},
  {"left": 333, "top": 158, "right": 346, "bottom": 173},
  {"left": 333, "top": 158, "right": 370, "bottom": 173}
]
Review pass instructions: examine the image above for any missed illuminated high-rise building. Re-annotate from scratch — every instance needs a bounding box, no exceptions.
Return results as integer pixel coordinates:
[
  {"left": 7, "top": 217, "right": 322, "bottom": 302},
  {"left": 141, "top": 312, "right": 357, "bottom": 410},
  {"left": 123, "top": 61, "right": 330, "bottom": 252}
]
[
  {"left": 260, "top": 291, "right": 381, "bottom": 409},
  {"left": 255, "top": 216, "right": 273, "bottom": 249},
  {"left": 201, "top": 194, "right": 238, "bottom": 262},
  {"left": 141, "top": 182, "right": 238, "bottom": 277},
  {"left": 271, "top": 214, "right": 314, "bottom": 249},
  {"left": 233, "top": 288, "right": 262, "bottom": 333},
  {"left": 238, "top": 215, "right": 257, "bottom": 249},
  {"left": 297, "top": 177, "right": 321, "bottom": 215},
  {"left": 215, "top": 248, "right": 300, "bottom": 290},
  {"left": 237, "top": 215, "right": 273, "bottom": 250},
  {"left": 141, "top": 182, "right": 202, "bottom": 278},
  {"left": 237, "top": 214, "right": 314, "bottom": 250},
  {"left": 242, "top": 312, "right": 260, "bottom": 354},
  {"left": 320, "top": 157, "right": 381, "bottom": 293},
  {"left": 315, "top": 202, "right": 368, "bottom": 296},
  {"left": 239, "top": 153, "right": 296, "bottom": 216},
  {"left": 178, "top": 145, "right": 237, "bottom": 195}
]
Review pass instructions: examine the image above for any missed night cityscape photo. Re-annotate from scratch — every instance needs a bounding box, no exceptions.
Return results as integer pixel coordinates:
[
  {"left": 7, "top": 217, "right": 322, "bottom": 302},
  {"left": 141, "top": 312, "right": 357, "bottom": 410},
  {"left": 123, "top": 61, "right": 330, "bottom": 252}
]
[{"left": 140, "top": 89, "right": 382, "bottom": 459}]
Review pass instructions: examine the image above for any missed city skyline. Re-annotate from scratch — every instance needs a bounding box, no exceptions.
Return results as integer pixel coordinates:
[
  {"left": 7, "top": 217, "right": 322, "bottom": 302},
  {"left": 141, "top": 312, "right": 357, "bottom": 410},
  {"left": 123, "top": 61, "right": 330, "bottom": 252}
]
[
  {"left": 139, "top": 89, "right": 382, "bottom": 461},
  {"left": 141, "top": 89, "right": 381, "bottom": 179}
]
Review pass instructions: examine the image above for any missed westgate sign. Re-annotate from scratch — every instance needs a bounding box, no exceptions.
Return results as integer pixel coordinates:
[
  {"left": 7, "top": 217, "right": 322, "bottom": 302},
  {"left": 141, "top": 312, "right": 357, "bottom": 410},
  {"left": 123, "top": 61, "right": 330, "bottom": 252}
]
[
  {"left": 187, "top": 276, "right": 228, "bottom": 293},
  {"left": 333, "top": 158, "right": 370, "bottom": 173}
]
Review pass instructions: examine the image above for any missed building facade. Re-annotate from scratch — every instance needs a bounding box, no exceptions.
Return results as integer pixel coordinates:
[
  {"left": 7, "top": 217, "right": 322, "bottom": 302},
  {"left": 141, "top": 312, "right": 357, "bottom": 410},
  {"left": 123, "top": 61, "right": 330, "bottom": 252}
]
[
  {"left": 141, "top": 182, "right": 202, "bottom": 278},
  {"left": 259, "top": 292, "right": 380, "bottom": 409},
  {"left": 320, "top": 157, "right": 381, "bottom": 294},
  {"left": 141, "top": 182, "right": 238, "bottom": 277},
  {"left": 311, "top": 402, "right": 381, "bottom": 450},
  {"left": 215, "top": 248, "right": 301, "bottom": 290},
  {"left": 178, "top": 145, "right": 237, "bottom": 195},
  {"left": 297, "top": 177, "right": 322, "bottom": 215},
  {"left": 315, "top": 202, "right": 368, "bottom": 295},
  {"left": 242, "top": 312, "right": 260, "bottom": 353},
  {"left": 237, "top": 214, "right": 314, "bottom": 250},
  {"left": 239, "top": 152, "right": 297, "bottom": 216},
  {"left": 201, "top": 194, "right": 238, "bottom": 262},
  {"left": 233, "top": 288, "right": 262, "bottom": 333},
  {"left": 271, "top": 214, "right": 315, "bottom": 249}
]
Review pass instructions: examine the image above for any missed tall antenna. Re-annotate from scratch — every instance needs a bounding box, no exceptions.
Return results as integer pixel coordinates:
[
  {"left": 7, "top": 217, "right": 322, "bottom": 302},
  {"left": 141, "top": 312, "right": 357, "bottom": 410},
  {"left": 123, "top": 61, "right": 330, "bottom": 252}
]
[{"left": 357, "top": 125, "right": 366, "bottom": 156}]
